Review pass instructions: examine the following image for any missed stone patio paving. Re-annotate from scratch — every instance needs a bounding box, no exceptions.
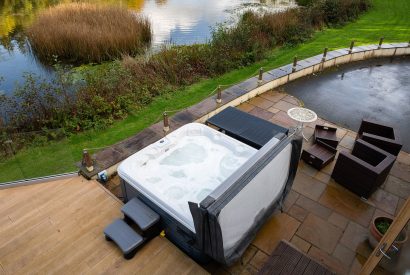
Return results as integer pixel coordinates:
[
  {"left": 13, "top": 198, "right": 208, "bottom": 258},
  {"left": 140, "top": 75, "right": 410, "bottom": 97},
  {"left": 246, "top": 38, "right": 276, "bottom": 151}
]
[{"left": 106, "top": 90, "right": 410, "bottom": 275}]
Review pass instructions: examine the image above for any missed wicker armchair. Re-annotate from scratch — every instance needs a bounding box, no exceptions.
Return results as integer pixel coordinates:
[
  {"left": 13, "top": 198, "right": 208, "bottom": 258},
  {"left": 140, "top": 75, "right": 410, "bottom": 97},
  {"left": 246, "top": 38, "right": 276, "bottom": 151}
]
[
  {"left": 357, "top": 119, "right": 402, "bottom": 156},
  {"left": 331, "top": 139, "right": 396, "bottom": 199}
]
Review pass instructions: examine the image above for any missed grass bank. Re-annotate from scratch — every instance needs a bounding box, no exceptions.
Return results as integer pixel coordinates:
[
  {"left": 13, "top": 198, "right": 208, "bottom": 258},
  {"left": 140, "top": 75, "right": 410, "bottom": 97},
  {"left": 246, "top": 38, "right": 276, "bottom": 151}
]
[{"left": 1, "top": 0, "right": 409, "bottom": 182}]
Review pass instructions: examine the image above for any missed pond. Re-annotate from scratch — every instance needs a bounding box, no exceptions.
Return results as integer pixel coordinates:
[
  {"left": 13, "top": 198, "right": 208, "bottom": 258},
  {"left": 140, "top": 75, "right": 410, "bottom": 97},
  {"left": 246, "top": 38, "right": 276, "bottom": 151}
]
[
  {"left": 0, "top": 0, "right": 297, "bottom": 96},
  {"left": 283, "top": 56, "right": 410, "bottom": 152}
]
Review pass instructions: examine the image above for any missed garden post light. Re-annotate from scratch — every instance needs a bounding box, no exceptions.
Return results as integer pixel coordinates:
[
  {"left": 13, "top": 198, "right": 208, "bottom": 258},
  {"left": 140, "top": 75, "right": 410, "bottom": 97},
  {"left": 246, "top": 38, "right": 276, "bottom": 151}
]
[
  {"left": 82, "top": 149, "right": 94, "bottom": 172},
  {"left": 258, "top": 68, "right": 264, "bottom": 85},
  {"left": 322, "top": 47, "right": 328, "bottom": 62},
  {"left": 292, "top": 56, "right": 298, "bottom": 72},
  {"left": 163, "top": 112, "right": 169, "bottom": 133},
  {"left": 349, "top": 41, "right": 355, "bottom": 53},
  {"left": 216, "top": 85, "right": 222, "bottom": 104},
  {"left": 378, "top": 37, "right": 384, "bottom": 49}
]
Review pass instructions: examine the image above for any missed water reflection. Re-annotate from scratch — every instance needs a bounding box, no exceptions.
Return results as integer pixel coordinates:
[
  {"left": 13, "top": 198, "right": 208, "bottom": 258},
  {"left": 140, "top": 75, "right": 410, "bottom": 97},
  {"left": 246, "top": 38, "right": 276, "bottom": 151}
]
[{"left": 0, "top": 0, "right": 296, "bottom": 95}]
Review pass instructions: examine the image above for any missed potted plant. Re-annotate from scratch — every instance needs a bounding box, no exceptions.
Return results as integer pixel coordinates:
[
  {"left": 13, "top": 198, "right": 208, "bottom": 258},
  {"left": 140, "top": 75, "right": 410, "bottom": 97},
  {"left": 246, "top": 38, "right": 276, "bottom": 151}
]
[{"left": 369, "top": 216, "right": 408, "bottom": 250}]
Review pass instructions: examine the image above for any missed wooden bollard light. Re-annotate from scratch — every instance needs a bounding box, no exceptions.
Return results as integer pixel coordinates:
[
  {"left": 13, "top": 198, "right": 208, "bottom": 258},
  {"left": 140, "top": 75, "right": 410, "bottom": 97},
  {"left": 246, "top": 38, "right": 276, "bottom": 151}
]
[
  {"left": 378, "top": 37, "right": 384, "bottom": 49},
  {"left": 82, "top": 149, "right": 94, "bottom": 172},
  {"left": 322, "top": 47, "right": 328, "bottom": 62},
  {"left": 349, "top": 41, "right": 355, "bottom": 53},
  {"left": 163, "top": 112, "right": 169, "bottom": 133},
  {"left": 216, "top": 86, "right": 222, "bottom": 104},
  {"left": 258, "top": 67, "right": 264, "bottom": 85},
  {"left": 292, "top": 56, "right": 298, "bottom": 72}
]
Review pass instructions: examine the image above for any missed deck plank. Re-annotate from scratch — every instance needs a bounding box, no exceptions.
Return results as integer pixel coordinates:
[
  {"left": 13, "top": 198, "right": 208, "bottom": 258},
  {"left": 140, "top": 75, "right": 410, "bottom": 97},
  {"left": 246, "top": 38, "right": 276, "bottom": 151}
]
[{"left": 0, "top": 177, "right": 207, "bottom": 274}]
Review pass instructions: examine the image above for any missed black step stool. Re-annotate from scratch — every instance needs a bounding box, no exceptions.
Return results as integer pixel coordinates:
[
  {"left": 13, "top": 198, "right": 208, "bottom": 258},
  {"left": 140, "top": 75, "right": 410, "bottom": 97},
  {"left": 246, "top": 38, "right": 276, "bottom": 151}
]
[
  {"left": 103, "top": 197, "right": 161, "bottom": 259},
  {"left": 104, "top": 219, "right": 144, "bottom": 259},
  {"left": 121, "top": 197, "right": 160, "bottom": 238}
]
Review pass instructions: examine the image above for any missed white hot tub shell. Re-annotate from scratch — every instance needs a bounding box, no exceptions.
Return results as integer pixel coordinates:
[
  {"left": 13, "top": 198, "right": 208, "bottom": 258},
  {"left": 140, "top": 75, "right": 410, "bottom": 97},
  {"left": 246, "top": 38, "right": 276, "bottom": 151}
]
[
  {"left": 118, "top": 123, "right": 302, "bottom": 265},
  {"left": 118, "top": 123, "right": 257, "bottom": 232}
]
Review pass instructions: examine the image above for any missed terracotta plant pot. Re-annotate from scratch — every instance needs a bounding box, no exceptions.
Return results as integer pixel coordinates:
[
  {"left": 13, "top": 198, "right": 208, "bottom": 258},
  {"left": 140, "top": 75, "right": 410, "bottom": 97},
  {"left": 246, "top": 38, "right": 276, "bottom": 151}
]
[{"left": 369, "top": 216, "right": 408, "bottom": 250}]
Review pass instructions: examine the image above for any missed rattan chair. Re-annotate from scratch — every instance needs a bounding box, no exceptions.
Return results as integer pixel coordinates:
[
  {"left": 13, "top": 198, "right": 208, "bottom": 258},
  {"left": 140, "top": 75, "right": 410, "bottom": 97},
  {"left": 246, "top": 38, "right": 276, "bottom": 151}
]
[
  {"left": 331, "top": 139, "right": 396, "bottom": 199},
  {"left": 357, "top": 119, "right": 402, "bottom": 156}
]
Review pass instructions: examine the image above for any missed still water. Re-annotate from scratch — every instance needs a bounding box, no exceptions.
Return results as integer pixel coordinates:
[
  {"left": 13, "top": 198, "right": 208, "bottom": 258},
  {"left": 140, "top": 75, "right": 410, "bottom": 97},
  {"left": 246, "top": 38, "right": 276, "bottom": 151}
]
[{"left": 0, "top": 0, "right": 296, "bottom": 95}]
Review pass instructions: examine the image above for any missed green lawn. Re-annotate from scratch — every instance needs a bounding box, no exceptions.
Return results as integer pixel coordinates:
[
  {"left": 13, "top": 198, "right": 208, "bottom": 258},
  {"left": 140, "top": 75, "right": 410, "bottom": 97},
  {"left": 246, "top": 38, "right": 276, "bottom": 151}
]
[{"left": 1, "top": 0, "right": 409, "bottom": 183}]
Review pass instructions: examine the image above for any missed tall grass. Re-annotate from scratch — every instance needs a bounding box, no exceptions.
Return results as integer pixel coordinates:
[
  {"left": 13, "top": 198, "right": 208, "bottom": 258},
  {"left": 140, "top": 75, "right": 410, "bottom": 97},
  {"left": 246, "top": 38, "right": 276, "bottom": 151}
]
[
  {"left": 27, "top": 3, "right": 151, "bottom": 63},
  {"left": 1, "top": 0, "right": 371, "bottom": 155}
]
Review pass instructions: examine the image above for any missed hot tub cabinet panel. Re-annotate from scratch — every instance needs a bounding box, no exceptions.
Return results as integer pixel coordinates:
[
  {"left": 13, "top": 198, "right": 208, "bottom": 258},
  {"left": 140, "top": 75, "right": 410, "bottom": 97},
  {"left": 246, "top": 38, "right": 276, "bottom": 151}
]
[
  {"left": 190, "top": 135, "right": 302, "bottom": 265},
  {"left": 119, "top": 123, "right": 302, "bottom": 265}
]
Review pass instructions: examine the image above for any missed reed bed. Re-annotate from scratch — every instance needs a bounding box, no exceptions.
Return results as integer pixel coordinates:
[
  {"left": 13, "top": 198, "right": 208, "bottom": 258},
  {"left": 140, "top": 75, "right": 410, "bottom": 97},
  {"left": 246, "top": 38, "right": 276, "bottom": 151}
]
[
  {"left": 2, "top": 0, "right": 371, "bottom": 142},
  {"left": 27, "top": 3, "right": 151, "bottom": 63}
]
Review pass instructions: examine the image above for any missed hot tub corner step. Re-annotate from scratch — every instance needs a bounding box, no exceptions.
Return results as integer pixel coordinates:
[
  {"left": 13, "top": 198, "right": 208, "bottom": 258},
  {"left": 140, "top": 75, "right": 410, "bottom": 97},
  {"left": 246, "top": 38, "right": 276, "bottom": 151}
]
[
  {"left": 122, "top": 197, "right": 160, "bottom": 232},
  {"left": 104, "top": 219, "right": 144, "bottom": 259}
]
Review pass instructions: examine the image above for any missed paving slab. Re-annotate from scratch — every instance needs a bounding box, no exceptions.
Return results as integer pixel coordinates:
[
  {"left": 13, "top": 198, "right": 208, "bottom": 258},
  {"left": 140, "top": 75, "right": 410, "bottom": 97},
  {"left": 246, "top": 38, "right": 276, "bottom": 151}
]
[
  {"left": 327, "top": 212, "right": 349, "bottom": 230},
  {"left": 339, "top": 221, "right": 369, "bottom": 252},
  {"left": 383, "top": 175, "right": 410, "bottom": 199},
  {"left": 307, "top": 246, "right": 348, "bottom": 274},
  {"left": 247, "top": 96, "right": 274, "bottom": 110},
  {"left": 319, "top": 183, "right": 375, "bottom": 227},
  {"left": 292, "top": 172, "right": 327, "bottom": 201},
  {"left": 368, "top": 188, "right": 399, "bottom": 215},
  {"left": 332, "top": 243, "right": 356, "bottom": 268},
  {"left": 389, "top": 161, "right": 410, "bottom": 183},
  {"left": 295, "top": 195, "right": 332, "bottom": 220},
  {"left": 258, "top": 91, "right": 286, "bottom": 103},
  {"left": 252, "top": 213, "right": 300, "bottom": 255},
  {"left": 290, "top": 235, "right": 311, "bottom": 253},
  {"left": 248, "top": 106, "right": 275, "bottom": 120},
  {"left": 272, "top": 100, "right": 298, "bottom": 112},
  {"left": 296, "top": 213, "right": 342, "bottom": 254}
]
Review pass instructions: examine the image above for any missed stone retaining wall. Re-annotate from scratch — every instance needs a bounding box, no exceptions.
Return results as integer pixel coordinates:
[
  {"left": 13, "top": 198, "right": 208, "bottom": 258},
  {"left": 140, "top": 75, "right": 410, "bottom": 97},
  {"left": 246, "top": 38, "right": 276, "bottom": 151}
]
[{"left": 79, "top": 42, "right": 410, "bottom": 179}]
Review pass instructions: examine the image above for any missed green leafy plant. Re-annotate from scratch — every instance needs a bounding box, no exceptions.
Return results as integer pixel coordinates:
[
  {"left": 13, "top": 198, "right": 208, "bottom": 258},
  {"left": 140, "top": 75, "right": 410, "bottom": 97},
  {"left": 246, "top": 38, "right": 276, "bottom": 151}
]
[{"left": 376, "top": 220, "right": 391, "bottom": 235}]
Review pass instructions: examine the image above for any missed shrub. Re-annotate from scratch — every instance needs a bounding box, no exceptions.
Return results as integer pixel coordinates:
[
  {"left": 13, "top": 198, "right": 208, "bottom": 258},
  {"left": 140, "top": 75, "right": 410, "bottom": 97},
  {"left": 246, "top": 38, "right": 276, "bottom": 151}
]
[
  {"left": 27, "top": 3, "right": 152, "bottom": 63},
  {"left": 1, "top": 0, "right": 372, "bottom": 157}
]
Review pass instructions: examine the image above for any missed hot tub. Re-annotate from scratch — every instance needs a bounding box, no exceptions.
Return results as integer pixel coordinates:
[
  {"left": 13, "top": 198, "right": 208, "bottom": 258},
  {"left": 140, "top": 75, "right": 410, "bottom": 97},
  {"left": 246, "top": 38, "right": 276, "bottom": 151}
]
[
  {"left": 119, "top": 123, "right": 302, "bottom": 265},
  {"left": 118, "top": 123, "right": 257, "bottom": 232}
]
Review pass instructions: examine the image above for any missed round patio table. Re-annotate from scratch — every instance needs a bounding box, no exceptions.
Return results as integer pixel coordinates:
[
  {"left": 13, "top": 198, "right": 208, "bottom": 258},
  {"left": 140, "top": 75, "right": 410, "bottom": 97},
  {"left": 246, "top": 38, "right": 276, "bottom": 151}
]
[{"left": 287, "top": 107, "right": 317, "bottom": 141}]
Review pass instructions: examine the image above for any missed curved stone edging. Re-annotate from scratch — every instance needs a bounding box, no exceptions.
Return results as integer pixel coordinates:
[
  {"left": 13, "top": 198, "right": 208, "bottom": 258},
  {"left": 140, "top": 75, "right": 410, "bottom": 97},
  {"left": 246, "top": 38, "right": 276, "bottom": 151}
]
[
  {"left": 193, "top": 42, "right": 410, "bottom": 123},
  {"left": 79, "top": 42, "right": 410, "bottom": 179}
]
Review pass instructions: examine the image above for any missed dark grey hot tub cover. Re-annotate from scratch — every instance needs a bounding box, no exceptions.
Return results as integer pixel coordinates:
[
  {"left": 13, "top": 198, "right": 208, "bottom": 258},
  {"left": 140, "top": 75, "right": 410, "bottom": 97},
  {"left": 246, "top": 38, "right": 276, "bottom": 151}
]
[{"left": 189, "top": 134, "right": 302, "bottom": 265}]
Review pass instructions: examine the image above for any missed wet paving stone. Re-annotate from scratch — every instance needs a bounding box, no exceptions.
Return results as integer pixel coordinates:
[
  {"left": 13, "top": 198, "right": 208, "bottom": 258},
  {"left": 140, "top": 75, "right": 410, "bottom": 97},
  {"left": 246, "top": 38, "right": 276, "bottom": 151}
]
[
  {"left": 283, "top": 190, "right": 300, "bottom": 212},
  {"left": 247, "top": 96, "right": 274, "bottom": 110},
  {"left": 383, "top": 175, "right": 410, "bottom": 199},
  {"left": 389, "top": 161, "right": 410, "bottom": 183},
  {"left": 272, "top": 100, "right": 297, "bottom": 112},
  {"left": 332, "top": 243, "right": 356, "bottom": 269},
  {"left": 237, "top": 102, "right": 255, "bottom": 113},
  {"left": 319, "top": 183, "right": 375, "bottom": 227},
  {"left": 259, "top": 91, "right": 286, "bottom": 103},
  {"left": 288, "top": 204, "right": 309, "bottom": 222},
  {"left": 248, "top": 107, "right": 275, "bottom": 121},
  {"left": 339, "top": 221, "right": 369, "bottom": 252},
  {"left": 327, "top": 212, "right": 349, "bottom": 230},
  {"left": 252, "top": 213, "right": 300, "bottom": 255},
  {"left": 296, "top": 213, "right": 342, "bottom": 254},
  {"left": 368, "top": 188, "right": 399, "bottom": 215},
  {"left": 270, "top": 111, "right": 298, "bottom": 128},
  {"left": 307, "top": 246, "right": 348, "bottom": 274},
  {"left": 339, "top": 135, "right": 355, "bottom": 150},
  {"left": 292, "top": 172, "right": 327, "bottom": 201},
  {"left": 295, "top": 195, "right": 332, "bottom": 220},
  {"left": 188, "top": 97, "right": 218, "bottom": 118},
  {"left": 282, "top": 95, "right": 300, "bottom": 105},
  {"left": 249, "top": 250, "right": 269, "bottom": 271},
  {"left": 290, "top": 235, "right": 311, "bottom": 253}
]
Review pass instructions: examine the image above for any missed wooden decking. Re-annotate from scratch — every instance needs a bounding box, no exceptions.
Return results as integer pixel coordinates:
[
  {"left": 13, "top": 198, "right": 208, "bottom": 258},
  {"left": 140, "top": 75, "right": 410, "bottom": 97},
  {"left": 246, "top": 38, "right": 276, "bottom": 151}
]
[{"left": 0, "top": 176, "right": 207, "bottom": 274}]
